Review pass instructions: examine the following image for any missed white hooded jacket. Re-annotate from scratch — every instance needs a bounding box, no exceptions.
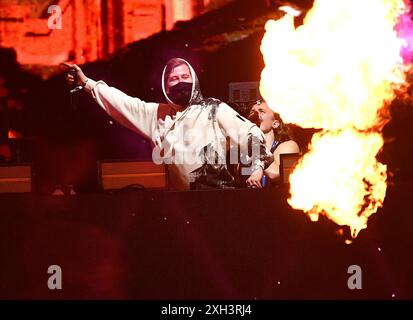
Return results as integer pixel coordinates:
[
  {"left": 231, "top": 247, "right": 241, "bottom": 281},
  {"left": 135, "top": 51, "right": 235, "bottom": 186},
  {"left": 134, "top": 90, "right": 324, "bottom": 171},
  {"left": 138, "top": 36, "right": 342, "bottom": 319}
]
[{"left": 84, "top": 58, "right": 269, "bottom": 190}]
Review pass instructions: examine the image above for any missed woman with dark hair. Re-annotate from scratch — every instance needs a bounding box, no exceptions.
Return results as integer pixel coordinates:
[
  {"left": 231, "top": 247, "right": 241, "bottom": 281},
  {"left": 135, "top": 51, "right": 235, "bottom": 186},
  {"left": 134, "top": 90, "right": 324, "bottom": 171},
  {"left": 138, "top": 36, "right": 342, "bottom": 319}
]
[{"left": 248, "top": 100, "right": 300, "bottom": 185}]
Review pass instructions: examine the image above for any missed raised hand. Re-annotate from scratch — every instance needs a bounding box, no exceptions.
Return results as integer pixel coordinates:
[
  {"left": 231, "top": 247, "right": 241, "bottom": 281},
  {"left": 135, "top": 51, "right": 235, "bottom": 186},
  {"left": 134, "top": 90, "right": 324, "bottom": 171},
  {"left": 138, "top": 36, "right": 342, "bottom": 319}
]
[{"left": 62, "top": 62, "right": 88, "bottom": 87}]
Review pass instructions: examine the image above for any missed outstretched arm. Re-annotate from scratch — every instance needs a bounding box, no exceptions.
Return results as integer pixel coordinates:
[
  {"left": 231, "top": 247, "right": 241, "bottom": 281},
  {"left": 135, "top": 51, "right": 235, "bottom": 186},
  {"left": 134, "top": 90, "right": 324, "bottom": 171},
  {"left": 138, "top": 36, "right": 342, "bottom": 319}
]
[{"left": 63, "top": 63, "right": 158, "bottom": 140}]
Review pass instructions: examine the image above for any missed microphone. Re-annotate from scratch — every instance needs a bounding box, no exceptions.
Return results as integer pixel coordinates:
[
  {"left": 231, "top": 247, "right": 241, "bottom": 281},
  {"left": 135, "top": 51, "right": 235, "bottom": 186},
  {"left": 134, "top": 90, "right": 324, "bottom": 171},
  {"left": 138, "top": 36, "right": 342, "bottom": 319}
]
[
  {"left": 247, "top": 110, "right": 260, "bottom": 126},
  {"left": 70, "top": 86, "right": 83, "bottom": 93},
  {"left": 68, "top": 68, "right": 83, "bottom": 93},
  {"left": 68, "top": 68, "right": 82, "bottom": 110}
]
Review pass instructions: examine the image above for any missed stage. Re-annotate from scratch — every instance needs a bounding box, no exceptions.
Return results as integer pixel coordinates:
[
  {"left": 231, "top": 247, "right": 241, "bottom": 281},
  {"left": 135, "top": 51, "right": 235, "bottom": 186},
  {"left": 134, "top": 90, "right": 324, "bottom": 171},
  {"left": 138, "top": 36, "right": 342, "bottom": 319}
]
[{"left": 1, "top": 184, "right": 412, "bottom": 300}]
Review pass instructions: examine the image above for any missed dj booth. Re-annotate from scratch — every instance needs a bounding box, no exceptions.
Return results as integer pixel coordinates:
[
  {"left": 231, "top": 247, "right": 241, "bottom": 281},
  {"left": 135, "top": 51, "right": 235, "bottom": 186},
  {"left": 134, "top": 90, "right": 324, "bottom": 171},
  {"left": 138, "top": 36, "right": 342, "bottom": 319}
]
[{"left": 0, "top": 185, "right": 412, "bottom": 300}]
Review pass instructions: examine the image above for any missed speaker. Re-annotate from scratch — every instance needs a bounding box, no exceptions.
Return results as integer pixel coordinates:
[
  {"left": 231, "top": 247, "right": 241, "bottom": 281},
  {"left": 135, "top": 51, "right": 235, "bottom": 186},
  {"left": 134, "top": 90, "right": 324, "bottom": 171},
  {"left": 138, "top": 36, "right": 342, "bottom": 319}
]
[
  {"left": 98, "top": 160, "right": 168, "bottom": 190},
  {"left": 279, "top": 153, "right": 301, "bottom": 184},
  {"left": 0, "top": 163, "right": 32, "bottom": 193}
]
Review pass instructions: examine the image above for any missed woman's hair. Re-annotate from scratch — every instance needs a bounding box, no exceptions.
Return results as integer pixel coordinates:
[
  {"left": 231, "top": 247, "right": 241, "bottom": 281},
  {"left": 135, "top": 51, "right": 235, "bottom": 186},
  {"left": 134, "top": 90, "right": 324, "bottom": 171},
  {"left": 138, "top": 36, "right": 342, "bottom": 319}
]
[{"left": 273, "top": 111, "right": 295, "bottom": 143}]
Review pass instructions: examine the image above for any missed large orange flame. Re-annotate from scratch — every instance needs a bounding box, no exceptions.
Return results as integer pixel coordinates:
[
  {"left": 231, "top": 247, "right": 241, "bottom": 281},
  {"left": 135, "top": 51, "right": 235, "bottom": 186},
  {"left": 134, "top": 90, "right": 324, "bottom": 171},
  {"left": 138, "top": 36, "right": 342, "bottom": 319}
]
[{"left": 260, "top": 0, "right": 410, "bottom": 238}]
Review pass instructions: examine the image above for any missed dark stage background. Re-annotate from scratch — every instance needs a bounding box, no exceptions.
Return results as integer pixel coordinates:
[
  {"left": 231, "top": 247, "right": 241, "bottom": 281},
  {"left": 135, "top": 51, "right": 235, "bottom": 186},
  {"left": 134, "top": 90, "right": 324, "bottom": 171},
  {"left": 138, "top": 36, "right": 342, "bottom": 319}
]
[{"left": 0, "top": 185, "right": 412, "bottom": 299}]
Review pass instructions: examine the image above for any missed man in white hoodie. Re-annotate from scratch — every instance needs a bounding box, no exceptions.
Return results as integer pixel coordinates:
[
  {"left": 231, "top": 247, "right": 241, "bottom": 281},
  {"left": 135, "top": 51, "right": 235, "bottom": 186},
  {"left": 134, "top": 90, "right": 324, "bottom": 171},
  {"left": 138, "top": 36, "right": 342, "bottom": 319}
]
[{"left": 64, "top": 58, "right": 272, "bottom": 190}]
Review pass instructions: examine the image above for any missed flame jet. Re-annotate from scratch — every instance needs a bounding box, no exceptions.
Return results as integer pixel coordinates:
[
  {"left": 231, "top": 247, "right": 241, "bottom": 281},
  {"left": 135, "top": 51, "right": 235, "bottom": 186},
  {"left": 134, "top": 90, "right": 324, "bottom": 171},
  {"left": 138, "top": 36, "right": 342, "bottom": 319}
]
[{"left": 260, "top": 0, "right": 411, "bottom": 238}]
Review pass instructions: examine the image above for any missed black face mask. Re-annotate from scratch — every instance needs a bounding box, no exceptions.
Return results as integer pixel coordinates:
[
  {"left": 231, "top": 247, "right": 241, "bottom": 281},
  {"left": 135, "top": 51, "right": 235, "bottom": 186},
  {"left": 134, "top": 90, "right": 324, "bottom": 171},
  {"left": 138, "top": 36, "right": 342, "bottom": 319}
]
[{"left": 168, "top": 82, "right": 193, "bottom": 107}]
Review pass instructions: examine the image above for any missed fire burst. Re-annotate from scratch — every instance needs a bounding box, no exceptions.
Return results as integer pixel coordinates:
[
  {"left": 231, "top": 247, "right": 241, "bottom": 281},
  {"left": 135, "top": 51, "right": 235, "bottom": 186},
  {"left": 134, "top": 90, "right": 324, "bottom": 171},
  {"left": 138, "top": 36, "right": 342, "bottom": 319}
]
[{"left": 260, "top": 0, "right": 412, "bottom": 238}]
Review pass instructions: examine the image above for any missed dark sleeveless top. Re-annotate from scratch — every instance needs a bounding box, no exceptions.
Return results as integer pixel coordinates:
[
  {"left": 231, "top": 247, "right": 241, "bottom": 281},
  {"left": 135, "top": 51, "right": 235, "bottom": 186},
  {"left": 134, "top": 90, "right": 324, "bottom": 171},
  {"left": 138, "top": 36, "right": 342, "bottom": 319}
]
[
  {"left": 270, "top": 140, "right": 281, "bottom": 153},
  {"left": 262, "top": 140, "right": 283, "bottom": 187}
]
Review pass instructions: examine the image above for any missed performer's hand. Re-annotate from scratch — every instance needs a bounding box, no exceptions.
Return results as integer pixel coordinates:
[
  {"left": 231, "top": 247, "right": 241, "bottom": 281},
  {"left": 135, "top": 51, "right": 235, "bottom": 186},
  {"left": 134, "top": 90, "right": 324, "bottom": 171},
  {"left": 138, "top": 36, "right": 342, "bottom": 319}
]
[
  {"left": 62, "top": 62, "right": 88, "bottom": 87},
  {"left": 246, "top": 168, "right": 263, "bottom": 188}
]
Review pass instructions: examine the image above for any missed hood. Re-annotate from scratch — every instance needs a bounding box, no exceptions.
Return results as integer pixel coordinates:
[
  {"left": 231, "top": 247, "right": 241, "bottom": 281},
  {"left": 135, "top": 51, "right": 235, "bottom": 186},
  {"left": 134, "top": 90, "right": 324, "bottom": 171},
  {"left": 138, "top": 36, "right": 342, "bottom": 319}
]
[{"left": 161, "top": 58, "right": 203, "bottom": 106}]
